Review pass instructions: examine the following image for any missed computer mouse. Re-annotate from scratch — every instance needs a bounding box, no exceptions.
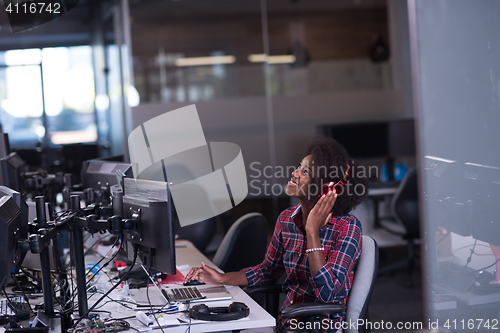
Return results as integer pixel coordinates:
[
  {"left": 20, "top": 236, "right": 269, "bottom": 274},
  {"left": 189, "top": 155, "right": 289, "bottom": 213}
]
[
  {"left": 183, "top": 280, "right": 206, "bottom": 286},
  {"left": 474, "top": 270, "right": 494, "bottom": 286}
]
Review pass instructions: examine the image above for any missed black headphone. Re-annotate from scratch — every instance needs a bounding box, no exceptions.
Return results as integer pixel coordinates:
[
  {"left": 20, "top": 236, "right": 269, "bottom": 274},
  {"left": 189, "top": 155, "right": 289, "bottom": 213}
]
[
  {"left": 0, "top": 315, "right": 21, "bottom": 329},
  {"left": 189, "top": 302, "right": 249, "bottom": 321}
]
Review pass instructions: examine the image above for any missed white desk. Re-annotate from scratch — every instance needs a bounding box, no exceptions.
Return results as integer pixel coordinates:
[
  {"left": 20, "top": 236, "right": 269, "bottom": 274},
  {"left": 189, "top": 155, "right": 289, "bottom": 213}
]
[
  {"left": 355, "top": 183, "right": 406, "bottom": 248},
  {"left": 432, "top": 283, "right": 500, "bottom": 307},
  {"left": 367, "top": 184, "right": 398, "bottom": 229},
  {"left": 368, "top": 187, "right": 398, "bottom": 197},
  {"left": 92, "top": 240, "right": 275, "bottom": 332}
]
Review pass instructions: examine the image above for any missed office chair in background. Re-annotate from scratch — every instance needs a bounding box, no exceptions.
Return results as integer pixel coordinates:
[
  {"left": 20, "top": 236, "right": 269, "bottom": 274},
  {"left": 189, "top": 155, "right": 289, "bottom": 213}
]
[
  {"left": 378, "top": 167, "right": 420, "bottom": 286},
  {"left": 245, "top": 235, "right": 379, "bottom": 333},
  {"left": 174, "top": 217, "right": 217, "bottom": 255},
  {"left": 212, "top": 212, "right": 268, "bottom": 273}
]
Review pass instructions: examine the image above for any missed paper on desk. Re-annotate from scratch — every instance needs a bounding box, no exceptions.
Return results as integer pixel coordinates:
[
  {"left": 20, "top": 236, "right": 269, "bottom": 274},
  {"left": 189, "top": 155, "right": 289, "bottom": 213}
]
[
  {"left": 177, "top": 264, "right": 190, "bottom": 271},
  {"left": 136, "top": 316, "right": 187, "bottom": 331},
  {"left": 157, "top": 268, "right": 185, "bottom": 284}
]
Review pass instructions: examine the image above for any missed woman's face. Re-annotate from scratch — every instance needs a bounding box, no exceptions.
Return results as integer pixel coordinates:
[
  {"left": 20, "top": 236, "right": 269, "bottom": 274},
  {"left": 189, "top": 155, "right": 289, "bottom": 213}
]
[{"left": 286, "top": 154, "right": 314, "bottom": 199}]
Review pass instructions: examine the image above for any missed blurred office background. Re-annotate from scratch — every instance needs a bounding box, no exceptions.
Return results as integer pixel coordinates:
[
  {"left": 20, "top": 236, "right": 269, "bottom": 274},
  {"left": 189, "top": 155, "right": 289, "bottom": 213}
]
[{"left": 1, "top": 0, "right": 499, "bottom": 330}]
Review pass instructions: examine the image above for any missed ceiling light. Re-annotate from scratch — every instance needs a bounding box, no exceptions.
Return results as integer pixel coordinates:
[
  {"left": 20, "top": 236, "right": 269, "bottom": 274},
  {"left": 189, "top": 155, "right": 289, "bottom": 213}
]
[
  {"left": 175, "top": 55, "right": 236, "bottom": 67},
  {"left": 248, "top": 54, "right": 296, "bottom": 64}
]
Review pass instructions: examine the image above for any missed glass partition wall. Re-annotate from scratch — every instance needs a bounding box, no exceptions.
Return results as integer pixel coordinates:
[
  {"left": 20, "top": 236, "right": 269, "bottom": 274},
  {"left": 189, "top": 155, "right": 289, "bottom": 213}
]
[
  {"left": 410, "top": 0, "right": 500, "bottom": 329},
  {"left": 131, "top": 0, "right": 391, "bottom": 103},
  {"left": 128, "top": 0, "right": 394, "bottom": 223}
]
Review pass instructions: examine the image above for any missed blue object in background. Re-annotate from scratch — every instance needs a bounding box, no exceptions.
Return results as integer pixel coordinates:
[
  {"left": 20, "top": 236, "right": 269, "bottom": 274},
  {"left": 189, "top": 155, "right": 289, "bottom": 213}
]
[
  {"left": 86, "top": 262, "right": 101, "bottom": 283},
  {"left": 381, "top": 163, "right": 408, "bottom": 182}
]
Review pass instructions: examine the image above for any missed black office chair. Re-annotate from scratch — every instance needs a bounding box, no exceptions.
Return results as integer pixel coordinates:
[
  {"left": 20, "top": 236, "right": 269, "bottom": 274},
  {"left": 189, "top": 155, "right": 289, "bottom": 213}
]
[
  {"left": 378, "top": 167, "right": 420, "bottom": 286},
  {"left": 174, "top": 217, "right": 217, "bottom": 255},
  {"left": 212, "top": 212, "right": 268, "bottom": 273},
  {"left": 245, "top": 235, "right": 379, "bottom": 333}
]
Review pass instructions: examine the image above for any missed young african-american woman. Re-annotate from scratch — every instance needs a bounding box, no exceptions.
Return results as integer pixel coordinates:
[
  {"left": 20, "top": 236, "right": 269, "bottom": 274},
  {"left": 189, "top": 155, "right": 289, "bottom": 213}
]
[{"left": 186, "top": 136, "right": 369, "bottom": 332}]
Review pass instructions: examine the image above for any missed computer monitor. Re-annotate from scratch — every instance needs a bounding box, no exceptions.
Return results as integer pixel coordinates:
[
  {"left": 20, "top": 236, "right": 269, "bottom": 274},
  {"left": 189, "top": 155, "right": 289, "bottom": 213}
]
[
  {"left": 0, "top": 134, "right": 10, "bottom": 189},
  {"left": 81, "top": 160, "right": 133, "bottom": 190},
  {"left": 80, "top": 160, "right": 133, "bottom": 206},
  {"left": 388, "top": 119, "right": 416, "bottom": 157},
  {"left": 424, "top": 156, "right": 471, "bottom": 237},
  {"left": 0, "top": 195, "right": 28, "bottom": 289},
  {"left": 122, "top": 178, "right": 175, "bottom": 274},
  {"left": 464, "top": 162, "right": 500, "bottom": 247},
  {"left": 62, "top": 143, "right": 99, "bottom": 184},
  {"left": 0, "top": 185, "right": 22, "bottom": 209},
  {"left": 317, "top": 119, "right": 416, "bottom": 159},
  {"left": 0, "top": 133, "right": 10, "bottom": 160},
  {"left": 0, "top": 152, "right": 26, "bottom": 193},
  {"left": 0, "top": 186, "right": 28, "bottom": 240},
  {"left": 317, "top": 121, "right": 389, "bottom": 159}
]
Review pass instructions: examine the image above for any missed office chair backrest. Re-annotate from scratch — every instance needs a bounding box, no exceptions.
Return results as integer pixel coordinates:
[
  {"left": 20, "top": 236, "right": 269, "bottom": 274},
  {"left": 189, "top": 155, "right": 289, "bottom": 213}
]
[
  {"left": 174, "top": 217, "right": 217, "bottom": 255},
  {"left": 392, "top": 168, "right": 420, "bottom": 238},
  {"left": 212, "top": 212, "right": 268, "bottom": 272},
  {"left": 346, "top": 235, "right": 379, "bottom": 333}
]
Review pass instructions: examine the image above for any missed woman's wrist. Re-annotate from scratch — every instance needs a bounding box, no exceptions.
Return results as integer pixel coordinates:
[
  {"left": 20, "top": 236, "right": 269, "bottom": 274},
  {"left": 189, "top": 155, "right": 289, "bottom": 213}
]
[
  {"left": 305, "top": 225, "right": 320, "bottom": 235},
  {"left": 218, "top": 272, "right": 227, "bottom": 285},
  {"left": 306, "top": 228, "right": 322, "bottom": 249}
]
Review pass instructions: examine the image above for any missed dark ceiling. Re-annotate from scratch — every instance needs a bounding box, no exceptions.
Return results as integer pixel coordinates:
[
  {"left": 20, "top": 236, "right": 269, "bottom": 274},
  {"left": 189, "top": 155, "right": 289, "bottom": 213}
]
[
  {"left": 129, "top": 0, "right": 387, "bottom": 22},
  {"left": 0, "top": 0, "right": 386, "bottom": 51}
]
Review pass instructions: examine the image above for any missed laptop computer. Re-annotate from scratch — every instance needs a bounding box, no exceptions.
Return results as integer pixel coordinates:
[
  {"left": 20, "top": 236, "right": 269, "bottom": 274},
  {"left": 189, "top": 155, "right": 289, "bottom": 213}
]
[
  {"left": 141, "top": 265, "right": 232, "bottom": 305},
  {"left": 188, "top": 285, "right": 232, "bottom": 303}
]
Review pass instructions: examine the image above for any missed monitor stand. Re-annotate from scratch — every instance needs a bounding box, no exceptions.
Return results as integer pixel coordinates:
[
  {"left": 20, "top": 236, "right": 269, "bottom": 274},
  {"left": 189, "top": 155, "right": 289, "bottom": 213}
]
[
  {"left": 32, "top": 311, "right": 62, "bottom": 333},
  {"left": 385, "top": 155, "right": 395, "bottom": 181}
]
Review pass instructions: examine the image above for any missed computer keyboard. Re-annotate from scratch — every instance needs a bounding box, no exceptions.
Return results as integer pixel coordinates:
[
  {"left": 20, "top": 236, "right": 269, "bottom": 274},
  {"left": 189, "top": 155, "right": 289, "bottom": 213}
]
[
  {"left": 437, "top": 261, "right": 479, "bottom": 292},
  {"left": 0, "top": 296, "right": 31, "bottom": 315},
  {"left": 167, "top": 287, "right": 204, "bottom": 303},
  {"left": 438, "top": 261, "right": 476, "bottom": 276}
]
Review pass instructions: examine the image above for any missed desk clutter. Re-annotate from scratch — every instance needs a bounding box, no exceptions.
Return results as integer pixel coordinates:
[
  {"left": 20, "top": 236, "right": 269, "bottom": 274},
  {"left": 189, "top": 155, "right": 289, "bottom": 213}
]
[
  {"left": 0, "top": 296, "right": 31, "bottom": 317},
  {"left": 189, "top": 302, "right": 250, "bottom": 321},
  {"left": 72, "top": 315, "right": 131, "bottom": 333},
  {"left": 0, "top": 146, "right": 272, "bottom": 333},
  {"left": 1, "top": 260, "right": 249, "bottom": 333}
]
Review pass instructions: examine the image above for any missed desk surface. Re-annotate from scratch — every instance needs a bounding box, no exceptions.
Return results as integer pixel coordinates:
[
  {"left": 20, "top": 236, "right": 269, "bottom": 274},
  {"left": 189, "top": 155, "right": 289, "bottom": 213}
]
[
  {"left": 92, "top": 240, "right": 275, "bottom": 332},
  {"left": 432, "top": 283, "right": 500, "bottom": 307},
  {"left": 368, "top": 182, "right": 399, "bottom": 197}
]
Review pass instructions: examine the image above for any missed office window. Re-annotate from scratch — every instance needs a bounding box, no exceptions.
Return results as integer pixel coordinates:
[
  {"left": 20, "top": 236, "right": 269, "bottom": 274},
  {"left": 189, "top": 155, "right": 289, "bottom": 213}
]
[
  {"left": 0, "top": 49, "right": 44, "bottom": 146},
  {"left": 0, "top": 46, "right": 97, "bottom": 148},
  {"left": 42, "top": 46, "right": 97, "bottom": 145}
]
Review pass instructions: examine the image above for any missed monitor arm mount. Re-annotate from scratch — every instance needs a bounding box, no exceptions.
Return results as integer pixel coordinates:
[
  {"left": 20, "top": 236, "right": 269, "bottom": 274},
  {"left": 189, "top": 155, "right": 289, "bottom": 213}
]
[
  {"left": 62, "top": 174, "right": 114, "bottom": 210},
  {"left": 17, "top": 195, "right": 140, "bottom": 331},
  {"left": 23, "top": 170, "right": 65, "bottom": 192}
]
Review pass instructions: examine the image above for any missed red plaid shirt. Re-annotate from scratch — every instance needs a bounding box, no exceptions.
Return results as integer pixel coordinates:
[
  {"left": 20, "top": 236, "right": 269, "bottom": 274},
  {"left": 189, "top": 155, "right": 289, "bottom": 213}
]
[{"left": 242, "top": 205, "right": 362, "bottom": 332}]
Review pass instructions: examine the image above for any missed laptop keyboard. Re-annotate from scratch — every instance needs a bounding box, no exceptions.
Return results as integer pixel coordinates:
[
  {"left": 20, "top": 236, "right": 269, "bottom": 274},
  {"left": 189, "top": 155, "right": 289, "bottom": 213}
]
[
  {"left": 0, "top": 296, "right": 31, "bottom": 315},
  {"left": 168, "top": 287, "right": 204, "bottom": 302}
]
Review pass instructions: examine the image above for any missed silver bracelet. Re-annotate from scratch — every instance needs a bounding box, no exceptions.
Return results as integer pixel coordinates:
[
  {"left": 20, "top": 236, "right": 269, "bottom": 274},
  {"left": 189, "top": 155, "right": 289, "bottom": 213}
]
[{"left": 306, "top": 247, "right": 324, "bottom": 254}]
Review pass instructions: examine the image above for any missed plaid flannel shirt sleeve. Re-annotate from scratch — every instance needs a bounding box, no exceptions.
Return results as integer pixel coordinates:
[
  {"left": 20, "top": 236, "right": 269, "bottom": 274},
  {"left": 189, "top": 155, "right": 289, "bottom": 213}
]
[
  {"left": 242, "top": 213, "right": 285, "bottom": 287},
  {"left": 309, "top": 217, "right": 362, "bottom": 303}
]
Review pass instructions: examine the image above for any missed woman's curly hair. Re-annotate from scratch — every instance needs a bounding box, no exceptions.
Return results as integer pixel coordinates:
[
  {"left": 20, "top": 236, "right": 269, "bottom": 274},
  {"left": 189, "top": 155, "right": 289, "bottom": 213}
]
[{"left": 305, "top": 136, "right": 369, "bottom": 216}]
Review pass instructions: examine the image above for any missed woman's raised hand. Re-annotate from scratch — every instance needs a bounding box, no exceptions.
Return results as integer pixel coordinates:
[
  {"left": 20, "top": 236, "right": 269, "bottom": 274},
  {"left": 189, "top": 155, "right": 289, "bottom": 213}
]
[{"left": 306, "top": 190, "right": 337, "bottom": 233}]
